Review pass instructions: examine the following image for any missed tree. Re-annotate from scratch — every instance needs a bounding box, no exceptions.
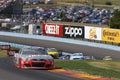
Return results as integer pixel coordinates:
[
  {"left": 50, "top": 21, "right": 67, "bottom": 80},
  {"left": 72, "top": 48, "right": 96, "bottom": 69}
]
[{"left": 110, "top": 9, "right": 120, "bottom": 29}]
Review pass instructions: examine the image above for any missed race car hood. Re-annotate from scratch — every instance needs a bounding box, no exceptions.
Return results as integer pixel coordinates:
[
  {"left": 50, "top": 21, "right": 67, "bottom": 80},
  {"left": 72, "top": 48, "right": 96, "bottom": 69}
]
[
  {"left": 31, "top": 55, "right": 53, "bottom": 60},
  {"left": 21, "top": 55, "right": 53, "bottom": 60}
]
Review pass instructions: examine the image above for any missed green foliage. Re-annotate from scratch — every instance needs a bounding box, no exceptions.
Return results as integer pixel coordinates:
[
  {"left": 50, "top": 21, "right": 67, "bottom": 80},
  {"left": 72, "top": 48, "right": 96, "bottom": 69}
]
[
  {"left": 110, "top": 9, "right": 120, "bottom": 29},
  {"left": 0, "top": 50, "right": 7, "bottom": 57},
  {"left": 105, "top": 1, "right": 112, "bottom": 5},
  {"left": 10, "top": 47, "right": 20, "bottom": 50}
]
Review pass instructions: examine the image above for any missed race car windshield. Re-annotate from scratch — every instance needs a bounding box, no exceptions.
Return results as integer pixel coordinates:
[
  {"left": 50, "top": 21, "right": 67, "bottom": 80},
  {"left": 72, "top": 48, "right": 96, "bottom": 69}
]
[
  {"left": 47, "top": 48, "right": 57, "bottom": 52},
  {"left": 22, "top": 49, "right": 46, "bottom": 55},
  {"left": 73, "top": 53, "right": 83, "bottom": 56}
]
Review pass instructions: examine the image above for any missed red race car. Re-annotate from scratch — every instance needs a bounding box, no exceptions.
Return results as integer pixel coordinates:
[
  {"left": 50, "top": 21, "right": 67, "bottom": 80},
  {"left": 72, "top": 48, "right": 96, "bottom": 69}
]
[{"left": 13, "top": 46, "right": 54, "bottom": 69}]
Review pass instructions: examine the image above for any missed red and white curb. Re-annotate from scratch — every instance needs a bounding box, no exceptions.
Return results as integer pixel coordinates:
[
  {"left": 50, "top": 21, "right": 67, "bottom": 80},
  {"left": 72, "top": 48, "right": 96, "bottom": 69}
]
[{"left": 49, "top": 69, "right": 115, "bottom": 80}]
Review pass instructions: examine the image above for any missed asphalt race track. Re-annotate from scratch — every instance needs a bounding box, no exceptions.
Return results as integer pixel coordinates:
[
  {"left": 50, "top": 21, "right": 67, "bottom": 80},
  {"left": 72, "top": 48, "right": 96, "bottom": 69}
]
[
  {"left": 0, "top": 35, "right": 119, "bottom": 80},
  {"left": 0, "top": 35, "right": 120, "bottom": 60},
  {"left": 0, "top": 57, "right": 83, "bottom": 80}
]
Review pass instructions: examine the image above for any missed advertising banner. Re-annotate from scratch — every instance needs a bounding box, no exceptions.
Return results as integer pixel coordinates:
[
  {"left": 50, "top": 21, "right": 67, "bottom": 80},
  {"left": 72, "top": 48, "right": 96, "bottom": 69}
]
[
  {"left": 42, "top": 23, "right": 63, "bottom": 37},
  {"left": 102, "top": 28, "right": 120, "bottom": 43},
  {"left": 63, "top": 25, "right": 84, "bottom": 38},
  {"left": 85, "top": 26, "right": 102, "bottom": 40}
]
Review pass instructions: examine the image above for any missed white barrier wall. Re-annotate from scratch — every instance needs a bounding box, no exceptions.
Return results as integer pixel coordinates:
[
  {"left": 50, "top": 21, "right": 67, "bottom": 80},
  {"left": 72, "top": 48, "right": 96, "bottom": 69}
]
[{"left": 0, "top": 31, "right": 119, "bottom": 51}]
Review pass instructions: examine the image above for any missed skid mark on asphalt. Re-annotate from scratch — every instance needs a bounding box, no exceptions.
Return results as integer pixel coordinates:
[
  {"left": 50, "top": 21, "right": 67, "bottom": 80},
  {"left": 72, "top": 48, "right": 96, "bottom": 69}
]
[{"left": 49, "top": 69, "right": 115, "bottom": 80}]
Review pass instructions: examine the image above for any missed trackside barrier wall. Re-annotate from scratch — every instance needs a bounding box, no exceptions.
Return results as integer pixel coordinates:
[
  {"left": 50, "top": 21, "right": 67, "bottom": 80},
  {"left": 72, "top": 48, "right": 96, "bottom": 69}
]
[
  {"left": 42, "top": 23, "right": 120, "bottom": 44},
  {"left": 0, "top": 41, "right": 31, "bottom": 49},
  {"left": 0, "top": 32, "right": 120, "bottom": 51}
]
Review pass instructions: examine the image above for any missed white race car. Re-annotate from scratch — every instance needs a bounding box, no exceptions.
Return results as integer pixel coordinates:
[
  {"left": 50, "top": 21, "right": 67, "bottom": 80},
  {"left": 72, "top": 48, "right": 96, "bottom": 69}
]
[
  {"left": 59, "top": 52, "right": 84, "bottom": 60},
  {"left": 14, "top": 46, "right": 54, "bottom": 69}
]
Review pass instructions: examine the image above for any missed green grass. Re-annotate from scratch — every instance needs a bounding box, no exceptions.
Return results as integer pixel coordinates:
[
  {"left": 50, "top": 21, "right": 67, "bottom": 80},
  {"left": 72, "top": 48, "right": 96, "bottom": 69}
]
[
  {"left": 23, "top": 0, "right": 120, "bottom": 10},
  {"left": 0, "top": 47, "right": 19, "bottom": 57},
  {"left": 47, "top": 20, "right": 108, "bottom": 27},
  {"left": 0, "top": 50, "right": 7, "bottom": 57},
  {"left": 23, "top": 0, "right": 120, "bottom": 13},
  {"left": 93, "top": 0, "right": 120, "bottom": 6},
  {"left": 23, "top": 4, "right": 61, "bottom": 10},
  {"left": 52, "top": 0, "right": 120, "bottom": 6},
  {"left": 10, "top": 47, "right": 20, "bottom": 51},
  {"left": 54, "top": 60, "right": 120, "bottom": 79}
]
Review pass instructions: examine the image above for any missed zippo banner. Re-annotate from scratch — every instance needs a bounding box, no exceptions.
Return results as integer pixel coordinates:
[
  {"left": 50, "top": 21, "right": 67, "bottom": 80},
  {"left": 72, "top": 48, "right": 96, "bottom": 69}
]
[
  {"left": 63, "top": 25, "right": 84, "bottom": 38},
  {"left": 42, "top": 23, "right": 63, "bottom": 37},
  {"left": 102, "top": 28, "right": 120, "bottom": 43}
]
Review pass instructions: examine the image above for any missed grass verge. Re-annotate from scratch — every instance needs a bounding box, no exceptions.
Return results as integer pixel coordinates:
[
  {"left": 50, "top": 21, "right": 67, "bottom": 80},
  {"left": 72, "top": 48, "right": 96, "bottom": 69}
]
[
  {"left": 23, "top": 0, "right": 120, "bottom": 10},
  {"left": 0, "top": 47, "right": 19, "bottom": 57},
  {"left": 52, "top": 0, "right": 120, "bottom": 6},
  {"left": 0, "top": 50, "right": 7, "bottom": 57},
  {"left": 54, "top": 60, "right": 120, "bottom": 80}
]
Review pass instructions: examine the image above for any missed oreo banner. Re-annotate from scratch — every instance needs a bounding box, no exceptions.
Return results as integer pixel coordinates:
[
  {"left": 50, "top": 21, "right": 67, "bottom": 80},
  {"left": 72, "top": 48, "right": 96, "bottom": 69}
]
[{"left": 63, "top": 25, "right": 84, "bottom": 38}]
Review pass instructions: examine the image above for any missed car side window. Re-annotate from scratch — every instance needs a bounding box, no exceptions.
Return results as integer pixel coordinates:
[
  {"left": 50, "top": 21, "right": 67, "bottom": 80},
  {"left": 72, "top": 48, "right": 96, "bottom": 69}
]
[
  {"left": 65, "top": 55, "right": 70, "bottom": 60},
  {"left": 19, "top": 49, "right": 23, "bottom": 55}
]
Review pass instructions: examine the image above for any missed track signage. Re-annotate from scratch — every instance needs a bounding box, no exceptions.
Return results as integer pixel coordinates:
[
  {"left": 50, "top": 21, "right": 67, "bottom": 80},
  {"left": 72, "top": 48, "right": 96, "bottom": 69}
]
[
  {"left": 63, "top": 25, "right": 84, "bottom": 38},
  {"left": 42, "top": 23, "right": 63, "bottom": 37},
  {"left": 102, "top": 28, "right": 120, "bottom": 43}
]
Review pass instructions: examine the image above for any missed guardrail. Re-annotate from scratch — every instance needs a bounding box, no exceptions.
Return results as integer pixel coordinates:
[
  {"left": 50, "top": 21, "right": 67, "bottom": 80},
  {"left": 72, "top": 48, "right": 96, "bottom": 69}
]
[
  {"left": 0, "top": 41, "right": 31, "bottom": 49},
  {"left": 0, "top": 31, "right": 120, "bottom": 51}
]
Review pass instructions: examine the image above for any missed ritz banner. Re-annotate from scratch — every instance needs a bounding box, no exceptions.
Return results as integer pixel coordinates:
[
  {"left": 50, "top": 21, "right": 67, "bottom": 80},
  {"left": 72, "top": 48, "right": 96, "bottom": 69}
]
[{"left": 102, "top": 28, "right": 120, "bottom": 43}]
